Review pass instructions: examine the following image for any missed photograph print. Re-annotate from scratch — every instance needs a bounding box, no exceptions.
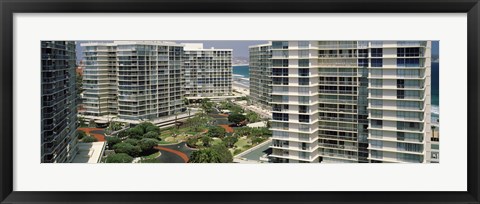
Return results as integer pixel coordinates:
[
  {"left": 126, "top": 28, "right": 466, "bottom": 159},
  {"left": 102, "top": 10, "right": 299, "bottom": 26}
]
[{"left": 41, "top": 40, "right": 439, "bottom": 164}]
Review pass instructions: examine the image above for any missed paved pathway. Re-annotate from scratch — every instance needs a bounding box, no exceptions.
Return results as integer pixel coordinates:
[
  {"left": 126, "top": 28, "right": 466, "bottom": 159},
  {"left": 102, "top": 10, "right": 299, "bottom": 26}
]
[
  {"left": 154, "top": 142, "right": 195, "bottom": 163},
  {"left": 78, "top": 127, "right": 106, "bottom": 142}
]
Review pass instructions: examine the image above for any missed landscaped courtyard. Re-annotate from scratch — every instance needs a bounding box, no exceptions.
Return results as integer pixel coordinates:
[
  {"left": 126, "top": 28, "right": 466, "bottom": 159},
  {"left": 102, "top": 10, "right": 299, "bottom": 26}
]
[{"left": 78, "top": 99, "right": 272, "bottom": 163}]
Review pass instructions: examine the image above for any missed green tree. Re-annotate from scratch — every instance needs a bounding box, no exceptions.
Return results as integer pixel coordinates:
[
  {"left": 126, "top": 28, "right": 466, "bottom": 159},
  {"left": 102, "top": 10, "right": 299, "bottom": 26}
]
[
  {"left": 113, "top": 143, "right": 141, "bottom": 157},
  {"left": 82, "top": 136, "right": 97, "bottom": 143},
  {"left": 251, "top": 136, "right": 265, "bottom": 145},
  {"left": 124, "top": 138, "right": 139, "bottom": 146},
  {"left": 222, "top": 136, "right": 238, "bottom": 148},
  {"left": 246, "top": 111, "right": 260, "bottom": 123},
  {"left": 127, "top": 127, "right": 144, "bottom": 139},
  {"left": 105, "top": 153, "right": 133, "bottom": 163},
  {"left": 138, "top": 138, "right": 159, "bottom": 152},
  {"left": 235, "top": 127, "right": 251, "bottom": 137},
  {"left": 228, "top": 113, "right": 247, "bottom": 125},
  {"left": 189, "top": 144, "right": 233, "bottom": 163},
  {"left": 186, "top": 137, "right": 199, "bottom": 148},
  {"left": 208, "top": 126, "right": 226, "bottom": 138},
  {"left": 77, "top": 130, "right": 87, "bottom": 140},
  {"left": 145, "top": 125, "right": 160, "bottom": 134},
  {"left": 201, "top": 136, "right": 213, "bottom": 147},
  {"left": 106, "top": 136, "right": 121, "bottom": 148},
  {"left": 201, "top": 99, "right": 215, "bottom": 113},
  {"left": 186, "top": 113, "right": 213, "bottom": 132},
  {"left": 143, "top": 131, "right": 159, "bottom": 139},
  {"left": 212, "top": 144, "right": 233, "bottom": 163}
]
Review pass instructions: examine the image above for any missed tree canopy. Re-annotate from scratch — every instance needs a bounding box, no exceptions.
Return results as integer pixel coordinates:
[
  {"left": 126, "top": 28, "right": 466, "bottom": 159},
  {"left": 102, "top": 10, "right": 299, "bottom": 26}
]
[
  {"left": 189, "top": 144, "right": 233, "bottom": 163},
  {"left": 105, "top": 153, "right": 133, "bottom": 163},
  {"left": 208, "top": 126, "right": 226, "bottom": 138},
  {"left": 228, "top": 113, "right": 247, "bottom": 125},
  {"left": 113, "top": 142, "right": 142, "bottom": 157}
]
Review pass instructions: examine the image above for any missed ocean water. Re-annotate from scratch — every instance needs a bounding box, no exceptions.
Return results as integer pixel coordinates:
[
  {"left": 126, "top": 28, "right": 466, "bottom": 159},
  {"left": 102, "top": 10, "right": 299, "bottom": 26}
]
[
  {"left": 233, "top": 65, "right": 249, "bottom": 78},
  {"left": 431, "top": 62, "right": 439, "bottom": 107},
  {"left": 233, "top": 63, "right": 439, "bottom": 111}
]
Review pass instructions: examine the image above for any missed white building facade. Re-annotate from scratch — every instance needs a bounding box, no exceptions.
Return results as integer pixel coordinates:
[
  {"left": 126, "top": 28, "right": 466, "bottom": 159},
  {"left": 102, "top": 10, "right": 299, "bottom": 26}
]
[
  {"left": 183, "top": 43, "right": 233, "bottom": 98},
  {"left": 254, "top": 41, "right": 433, "bottom": 163},
  {"left": 249, "top": 44, "right": 272, "bottom": 110},
  {"left": 82, "top": 41, "right": 186, "bottom": 121}
]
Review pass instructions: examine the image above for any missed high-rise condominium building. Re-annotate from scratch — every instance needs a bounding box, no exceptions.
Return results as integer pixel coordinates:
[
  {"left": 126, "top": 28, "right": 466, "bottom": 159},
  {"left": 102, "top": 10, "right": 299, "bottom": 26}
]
[
  {"left": 183, "top": 43, "right": 233, "bottom": 98},
  {"left": 82, "top": 41, "right": 185, "bottom": 121},
  {"left": 256, "top": 41, "right": 432, "bottom": 163},
  {"left": 41, "top": 41, "right": 78, "bottom": 163},
  {"left": 249, "top": 44, "right": 272, "bottom": 110}
]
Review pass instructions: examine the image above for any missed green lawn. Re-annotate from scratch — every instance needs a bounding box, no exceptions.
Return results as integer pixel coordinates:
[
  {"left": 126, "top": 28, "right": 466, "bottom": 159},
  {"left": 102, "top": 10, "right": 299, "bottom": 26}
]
[
  {"left": 234, "top": 137, "right": 251, "bottom": 149},
  {"left": 212, "top": 138, "right": 223, "bottom": 145},
  {"left": 142, "top": 151, "right": 161, "bottom": 160}
]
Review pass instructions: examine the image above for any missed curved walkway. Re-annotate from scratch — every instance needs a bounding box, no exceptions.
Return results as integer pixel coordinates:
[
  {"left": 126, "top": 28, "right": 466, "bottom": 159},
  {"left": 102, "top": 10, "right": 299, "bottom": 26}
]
[
  {"left": 153, "top": 142, "right": 193, "bottom": 163},
  {"left": 218, "top": 124, "right": 234, "bottom": 133},
  {"left": 78, "top": 127, "right": 106, "bottom": 142}
]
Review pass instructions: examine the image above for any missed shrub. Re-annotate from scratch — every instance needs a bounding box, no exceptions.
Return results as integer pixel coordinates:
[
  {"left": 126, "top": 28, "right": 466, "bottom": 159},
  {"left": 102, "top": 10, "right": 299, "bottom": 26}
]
[
  {"left": 77, "top": 130, "right": 87, "bottom": 140},
  {"left": 82, "top": 136, "right": 97, "bottom": 143},
  {"left": 233, "top": 149, "right": 243, "bottom": 155},
  {"left": 106, "top": 136, "right": 121, "bottom": 148},
  {"left": 187, "top": 137, "right": 198, "bottom": 148},
  {"left": 228, "top": 113, "right": 246, "bottom": 125},
  {"left": 113, "top": 143, "right": 141, "bottom": 157},
  {"left": 138, "top": 138, "right": 159, "bottom": 152},
  {"left": 127, "top": 127, "right": 144, "bottom": 139},
  {"left": 201, "top": 136, "right": 213, "bottom": 147},
  {"left": 189, "top": 144, "right": 233, "bottom": 163},
  {"left": 223, "top": 136, "right": 238, "bottom": 148},
  {"left": 208, "top": 126, "right": 226, "bottom": 138},
  {"left": 124, "top": 138, "right": 139, "bottom": 146},
  {"left": 143, "top": 131, "right": 159, "bottom": 139},
  {"left": 105, "top": 153, "right": 133, "bottom": 163}
]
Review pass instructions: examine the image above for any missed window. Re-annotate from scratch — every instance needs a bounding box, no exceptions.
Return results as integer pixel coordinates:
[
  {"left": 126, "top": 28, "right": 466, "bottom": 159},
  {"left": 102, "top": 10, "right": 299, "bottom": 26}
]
[
  {"left": 397, "top": 58, "right": 420, "bottom": 67},
  {"left": 299, "top": 68, "right": 309, "bottom": 76},
  {"left": 299, "top": 105, "right": 308, "bottom": 113},
  {"left": 273, "top": 113, "right": 289, "bottom": 121},
  {"left": 272, "top": 41, "right": 288, "bottom": 49},
  {"left": 371, "top": 110, "right": 382, "bottom": 118},
  {"left": 371, "top": 59, "right": 383, "bottom": 67},
  {"left": 371, "top": 140, "right": 383, "bottom": 148},
  {"left": 299, "top": 96, "right": 309, "bottom": 104},
  {"left": 372, "top": 120, "right": 382, "bottom": 128},
  {"left": 273, "top": 77, "right": 289, "bottom": 85},
  {"left": 272, "top": 50, "right": 288, "bottom": 58},
  {"left": 272, "top": 59, "right": 289, "bottom": 67},
  {"left": 397, "top": 143, "right": 423, "bottom": 152},
  {"left": 298, "top": 87, "right": 309, "bottom": 93},
  {"left": 299, "top": 78, "right": 309, "bottom": 85},
  {"left": 397, "top": 90, "right": 405, "bottom": 99},
  {"left": 371, "top": 69, "right": 383, "bottom": 77},
  {"left": 371, "top": 150, "right": 383, "bottom": 159},
  {"left": 371, "top": 79, "right": 382, "bottom": 87},
  {"left": 371, "top": 48, "right": 383, "bottom": 57},
  {"left": 371, "top": 99, "right": 383, "bottom": 107},
  {"left": 371, "top": 89, "right": 382, "bottom": 97},
  {"left": 299, "top": 115, "right": 310, "bottom": 123},
  {"left": 397, "top": 48, "right": 420, "bottom": 57},
  {"left": 299, "top": 50, "right": 309, "bottom": 58},
  {"left": 298, "top": 41, "right": 309, "bottom": 48},
  {"left": 358, "top": 59, "right": 368, "bottom": 67},
  {"left": 299, "top": 59, "right": 309, "bottom": 67},
  {"left": 272, "top": 68, "right": 288, "bottom": 76},
  {"left": 397, "top": 79, "right": 405, "bottom": 88}
]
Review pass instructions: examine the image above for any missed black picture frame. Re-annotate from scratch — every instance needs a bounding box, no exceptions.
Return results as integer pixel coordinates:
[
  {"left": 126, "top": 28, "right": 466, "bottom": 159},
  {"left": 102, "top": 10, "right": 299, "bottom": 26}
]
[{"left": 1, "top": 0, "right": 479, "bottom": 203}]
